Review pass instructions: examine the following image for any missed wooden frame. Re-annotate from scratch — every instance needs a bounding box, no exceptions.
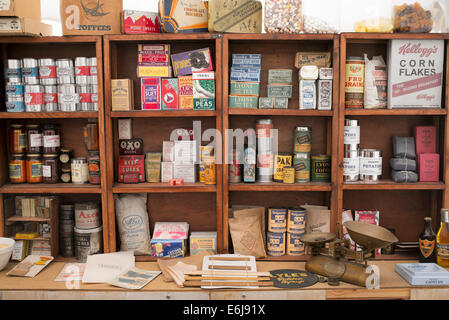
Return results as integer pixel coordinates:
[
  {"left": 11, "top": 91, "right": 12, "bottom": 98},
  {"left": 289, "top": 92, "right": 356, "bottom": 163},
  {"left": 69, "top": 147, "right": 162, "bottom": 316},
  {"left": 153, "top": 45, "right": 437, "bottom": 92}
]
[{"left": 103, "top": 34, "right": 223, "bottom": 260}]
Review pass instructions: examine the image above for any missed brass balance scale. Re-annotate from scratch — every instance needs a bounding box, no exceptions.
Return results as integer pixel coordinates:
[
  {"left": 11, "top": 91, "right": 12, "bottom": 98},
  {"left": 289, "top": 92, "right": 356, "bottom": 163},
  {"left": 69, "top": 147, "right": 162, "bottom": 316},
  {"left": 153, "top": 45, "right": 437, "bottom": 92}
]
[{"left": 299, "top": 222, "right": 399, "bottom": 287}]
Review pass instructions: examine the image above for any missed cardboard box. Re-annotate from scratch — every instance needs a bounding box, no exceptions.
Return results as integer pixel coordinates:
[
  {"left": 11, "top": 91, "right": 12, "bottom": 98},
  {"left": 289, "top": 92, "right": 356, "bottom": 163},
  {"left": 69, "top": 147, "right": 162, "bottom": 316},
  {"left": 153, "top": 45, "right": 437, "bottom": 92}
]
[
  {"left": 118, "top": 118, "right": 132, "bottom": 140},
  {"left": 418, "top": 153, "right": 440, "bottom": 182},
  {"left": 0, "top": 17, "right": 52, "bottom": 36},
  {"left": 267, "top": 84, "right": 293, "bottom": 98},
  {"left": 137, "top": 66, "right": 171, "bottom": 78},
  {"left": 138, "top": 54, "right": 169, "bottom": 65},
  {"left": 111, "top": 79, "right": 133, "bottom": 111},
  {"left": 174, "top": 140, "right": 197, "bottom": 163},
  {"left": 141, "top": 77, "right": 161, "bottom": 110},
  {"left": 60, "top": 0, "right": 122, "bottom": 35},
  {"left": 208, "top": 0, "right": 262, "bottom": 33},
  {"left": 318, "top": 79, "right": 333, "bottom": 110},
  {"left": 163, "top": 141, "right": 174, "bottom": 162},
  {"left": 161, "top": 162, "right": 173, "bottom": 183},
  {"left": 159, "top": 0, "right": 208, "bottom": 33},
  {"left": 118, "top": 155, "right": 145, "bottom": 183},
  {"left": 174, "top": 163, "right": 197, "bottom": 183},
  {"left": 388, "top": 40, "right": 444, "bottom": 109},
  {"left": 121, "top": 10, "right": 160, "bottom": 34},
  {"left": 0, "top": 0, "right": 41, "bottom": 20},
  {"left": 150, "top": 238, "right": 187, "bottom": 258},
  {"left": 145, "top": 153, "right": 161, "bottom": 183},
  {"left": 190, "top": 231, "right": 217, "bottom": 255},
  {"left": 229, "top": 95, "right": 258, "bottom": 109},
  {"left": 138, "top": 44, "right": 170, "bottom": 54},
  {"left": 178, "top": 75, "right": 193, "bottom": 110},
  {"left": 171, "top": 48, "right": 213, "bottom": 77},
  {"left": 232, "top": 54, "right": 262, "bottom": 68},
  {"left": 193, "top": 71, "right": 215, "bottom": 110},
  {"left": 230, "top": 81, "right": 260, "bottom": 96},
  {"left": 230, "top": 67, "right": 261, "bottom": 82},
  {"left": 415, "top": 126, "right": 437, "bottom": 155},
  {"left": 268, "top": 69, "right": 293, "bottom": 84},
  {"left": 299, "top": 80, "right": 317, "bottom": 110},
  {"left": 161, "top": 78, "right": 179, "bottom": 110}
]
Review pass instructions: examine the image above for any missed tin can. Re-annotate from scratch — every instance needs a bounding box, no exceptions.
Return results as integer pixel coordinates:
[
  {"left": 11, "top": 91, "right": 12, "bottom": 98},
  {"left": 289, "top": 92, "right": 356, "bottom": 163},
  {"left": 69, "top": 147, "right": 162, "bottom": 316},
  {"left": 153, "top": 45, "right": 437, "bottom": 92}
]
[
  {"left": 5, "top": 59, "right": 22, "bottom": 83},
  {"left": 204, "top": 161, "right": 216, "bottom": 185},
  {"left": 243, "top": 146, "right": 256, "bottom": 183},
  {"left": 78, "top": 85, "right": 92, "bottom": 111},
  {"left": 287, "top": 232, "right": 305, "bottom": 256},
  {"left": 6, "top": 95, "right": 25, "bottom": 112},
  {"left": 88, "top": 57, "right": 97, "bottom": 76},
  {"left": 359, "top": 149, "right": 382, "bottom": 182},
  {"left": 59, "top": 235, "right": 74, "bottom": 258},
  {"left": 273, "top": 153, "right": 292, "bottom": 182},
  {"left": 294, "top": 153, "right": 310, "bottom": 183},
  {"left": 345, "top": 56, "right": 365, "bottom": 108},
  {"left": 60, "top": 204, "right": 75, "bottom": 220},
  {"left": 59, "top": 219, "right": 75, "bottom": 234},
  {"left": 91, "top": 84, "right": 99, "bottom": 111},
  {"left": 71, "top": 157, "right": 89, "bottom": 184},
  {"left": 283, "top": 167, "right": 295, "bottom": 184},
  {"left": 311, "top": 155, "right": 331, "bottom": 182},
  {"left": 44, "top": 85, "right": 59, "bottom": 112},
  {"left": 344, "top": 149, "right": 360, "bottom": 182},
  {"left": 267, "top": 232, "right": 286, "bottom": 257},
  {"left": 229, "top": 149, "right": 242, "bottom": 183},
  {"left": 24, "top": 84, "right": 44, "bottom": 112},
  {"left": 74, "top": 202, "right": 101, "bottom": 230},
  {"left": 6, "top": 83, "right": 24, "bottom": 96},
  {"left": 38, "top": 59, "right": 57, "bottom": 85},
  {"left": 58, "top": 84, "right": 79, "bottom": 112},
  {"left": 56, "top": 59, "right": 75, "bottom": 84},
  {"left": 287, "top": 207, "right": 306, "bottom": 234},
  {"left": 75, "top": 57, "right": 90, "bottom": 85},
  {"left": 88, "top": 75, "right": 98, "bottom": 86},
  {"left": 268, "top": 208, "right": 287, "bottom": 233},
  {"left": 22, "top": 58, "right": 39, "bottom": 84},
  {"left": 294, "top": 126, "right": 312, "bottom": 153},
  {"left": 344, "top": 119, "right": 360, "bottom": 146},
  {"left": 74, "top": 226, "right": 103, "bottom": 263},
  {"left": 256, "top": 119, "right": 274, "bottom": 182}
]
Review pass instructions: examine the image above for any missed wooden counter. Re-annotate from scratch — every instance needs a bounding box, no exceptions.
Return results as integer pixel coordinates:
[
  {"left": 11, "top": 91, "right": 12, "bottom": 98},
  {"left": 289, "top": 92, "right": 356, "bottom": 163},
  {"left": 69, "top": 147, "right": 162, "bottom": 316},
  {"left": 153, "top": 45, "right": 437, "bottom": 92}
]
[{"left": 0, "top": 260, "right": 448, "bottom": 300}]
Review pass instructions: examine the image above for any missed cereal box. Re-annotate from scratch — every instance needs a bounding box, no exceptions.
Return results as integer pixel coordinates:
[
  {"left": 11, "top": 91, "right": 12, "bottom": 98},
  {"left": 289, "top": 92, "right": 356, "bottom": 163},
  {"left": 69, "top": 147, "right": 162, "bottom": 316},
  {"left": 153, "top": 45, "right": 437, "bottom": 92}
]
[{"left": 141, "top": 77, "right": 161, "bottom": 110}]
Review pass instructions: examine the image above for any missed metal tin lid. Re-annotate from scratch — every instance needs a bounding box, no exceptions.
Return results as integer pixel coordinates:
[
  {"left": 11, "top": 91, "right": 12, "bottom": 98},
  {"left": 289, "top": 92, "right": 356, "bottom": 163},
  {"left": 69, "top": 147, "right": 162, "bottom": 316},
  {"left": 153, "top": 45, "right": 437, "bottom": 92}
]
[
  {"left": 257, "top": 119, "right": 273, "bottom": 125},
  {"left": 344, "top": 119, "right": 359, "bottom": 126},
  {"left": 72, "top": 157, "right": 87, "bottom": 164},
  {"left": 11, "top": 154, "right": 25, "bottom": 158},
  {"left": 43, "top": 154, "right": 59, "bottom": 158},
  {"left": 289, "top": 206, "right": 307, "bottom": 212},
  {"left": 38, "top": 58, "right": 56, "bottom": 65},
  {"left": 294, "top": 153, "right": 310, "bottom": 159},
  {"left": 295, "top": 126, "right": 311, "bottom": 132},
  {"left": 359, "top": 149, "right": 382, "bottom": 158},
  {"left": 344, "top": 150, "right": 359, "bottom": 158},
  {"left": 25, "top": 124, "right": 41, "bottom": 129},
  {"left": 60, "top": 204, "right": 74, "bottom": 210},
  {"left": 10, "top": 124, "right": 24, "bottom": 128},
  {"left": 74, "top": 226, "right": 102, "bottom": 234},
  {"left": 346, "top": 56, "right": 364, "bottom": 61},
  {"left": 26, "top": 153, "right": 42, "bottom": 157},
  {"left": 344, "top": 144, "right": 359, "bottom": 152},
  {"left": 312, "top": 154, "right": 330, "bottom": 159}
]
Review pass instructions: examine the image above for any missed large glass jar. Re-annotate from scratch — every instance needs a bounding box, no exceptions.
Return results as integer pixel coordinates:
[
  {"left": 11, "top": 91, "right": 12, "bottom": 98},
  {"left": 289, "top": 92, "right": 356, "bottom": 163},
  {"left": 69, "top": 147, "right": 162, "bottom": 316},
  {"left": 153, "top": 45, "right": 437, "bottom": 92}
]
[
  {"left": 43, "top": 124, "right": 60, "bottom": 154},
  {"left": 9, "top": 154, "right": 26, "bottom": 183},
  {"left": 83, "top": 119, "right": 99, "bottom": 151},
  {"left": 26, "top": 124, "right": 43, "bottom": 153},
  {"left": 9, "top": 124, "right": 27, "bottom": 154},
  {"left": 88, "top": 150, "right": 101, "bottom": 185},
  {"left": 265, "top": 0, "right": 304, "bottom": 33},
  {"left": 43, "top": 154, "right": 59, "bottom": 184},
  {"left": 26, "top": 153, "right": 43, "bottom": 183},
  {"left": 71, "top": 157, "right": 89, "bottom": 184}
]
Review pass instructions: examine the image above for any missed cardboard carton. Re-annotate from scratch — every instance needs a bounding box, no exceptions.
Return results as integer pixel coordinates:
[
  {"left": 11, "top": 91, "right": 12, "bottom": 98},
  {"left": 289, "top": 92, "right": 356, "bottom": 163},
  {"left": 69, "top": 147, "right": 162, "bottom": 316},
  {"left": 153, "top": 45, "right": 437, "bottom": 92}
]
[
  {"left": 0, "top": 0, "right": 41, "bottom": 20},
  {"left": 0, "top": 17, "right": 52, "bottom": 36}
]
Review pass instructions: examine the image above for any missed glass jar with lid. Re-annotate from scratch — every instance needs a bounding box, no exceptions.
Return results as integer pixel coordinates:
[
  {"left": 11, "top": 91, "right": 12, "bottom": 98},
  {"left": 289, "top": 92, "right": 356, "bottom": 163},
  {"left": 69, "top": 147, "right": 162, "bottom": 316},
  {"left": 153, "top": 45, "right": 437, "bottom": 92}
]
[
  {"left": 61, "top": 166, "right": 71, "bottom": 183},
  {"left": 71, "top": 157, "right": 89, "bottom": 184},
  {"left": 43, "top": 124, "right": 60, "bottom": 154},
  {"left": 26, "top": 153, "right": 43, "bottom": 183},
  {"left": 9, "top": 154, "right": 26, "bottom": 183},
  {"left": 83, "top": 118, "right": 99, "bottom": 151},
  {"left": 59, "top": 149, "right": 73, "bottom": 165},
  {"left": 26, "top": 124, "right": 43, "bottom": 154},
  {"left": 9, "top": 124, "right": 27, "bottom": 154},
  {"left": 43, "top": 154, "right": 59, "bottom": 184},
  {"left": 88, "top": 150, "right": 101, "bottom": 185}
]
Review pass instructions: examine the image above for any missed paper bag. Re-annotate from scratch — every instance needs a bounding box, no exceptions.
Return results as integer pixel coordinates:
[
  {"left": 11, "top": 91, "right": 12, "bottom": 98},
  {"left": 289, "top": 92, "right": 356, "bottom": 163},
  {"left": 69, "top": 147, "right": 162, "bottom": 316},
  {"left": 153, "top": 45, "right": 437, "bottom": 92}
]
[
  {"left": 302, "top": 205, "right": 330, "bottom": 233},
  {"left": 229, "top": 215, "right": 266, "bottom": 258}
]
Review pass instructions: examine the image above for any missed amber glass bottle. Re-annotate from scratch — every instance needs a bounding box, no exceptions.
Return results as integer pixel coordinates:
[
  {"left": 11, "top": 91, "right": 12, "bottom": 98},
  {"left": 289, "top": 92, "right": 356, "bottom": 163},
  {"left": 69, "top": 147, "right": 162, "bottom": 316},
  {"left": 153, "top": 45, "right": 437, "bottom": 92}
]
[
  {"left": 419, "top": 217, "right": 436, "bottom": 263},
  {"left": 437, "top": 209, "right": 449, "bottom": 267}
]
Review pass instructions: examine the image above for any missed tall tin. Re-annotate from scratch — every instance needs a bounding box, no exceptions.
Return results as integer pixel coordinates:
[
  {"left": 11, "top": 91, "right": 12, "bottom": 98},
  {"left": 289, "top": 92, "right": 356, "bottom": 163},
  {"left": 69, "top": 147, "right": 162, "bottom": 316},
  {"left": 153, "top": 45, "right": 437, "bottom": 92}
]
[
  {"left": 38, "top": 59, "right": 57, "bottom": 85},
  {"left": 78, "top": 85, "right": 93, "bottom": 111},
  {"left": 311, "top": 155, "right": 331, "bottom": 182},
  {"left": 345, "top": 57, "right": 365, "bottom": 108},
  {"left": 344, "top": 149, "right": 360, "bottom": 182},
  {"left": 359, "top": 149, "right": 382, "bottom": 182},
  {"left": 5, "top": 59, "right": 22, "bottom": 83},
  {"left": 56, "top": 59, "right": 75, "bottom": 84},
  {"left": 24, "top": 85, "right": 44, "bottom": 112},
  {"left": 273, "top": 153, "right": 292, "bottom": 182},
  {"left": 75, "top": 57, "right": 90, "bottom": 85},
  {"left": 58, "top": 84, "right": 79, "bottom": 112},
  {"left": 294, "top": 126, "right": 312, "bottom": 153},
  {"left": 344, "top": 119, "right": 360, "bottom": 146},
  {"left": 22, "top": 58, "right": 39, "bottom": 85},
  {"left": 229, "top": 149, "right": 242, "bottom": 183},
  {"left": 44, "top": 85, "right": 58, "bottom": 112},
  {"left": 293, "top": 153, "right": 310, "bottom": 183},
  {"left": 256, "top": 119, "right": 274, "bottom": 182}
]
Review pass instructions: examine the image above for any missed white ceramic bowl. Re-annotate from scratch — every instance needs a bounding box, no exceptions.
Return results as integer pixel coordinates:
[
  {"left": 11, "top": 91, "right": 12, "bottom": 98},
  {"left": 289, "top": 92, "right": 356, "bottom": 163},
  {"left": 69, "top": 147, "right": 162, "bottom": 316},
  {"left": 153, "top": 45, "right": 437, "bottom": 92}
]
[{"left": 0, "top": 238, "right": 15, "bottom": 271}]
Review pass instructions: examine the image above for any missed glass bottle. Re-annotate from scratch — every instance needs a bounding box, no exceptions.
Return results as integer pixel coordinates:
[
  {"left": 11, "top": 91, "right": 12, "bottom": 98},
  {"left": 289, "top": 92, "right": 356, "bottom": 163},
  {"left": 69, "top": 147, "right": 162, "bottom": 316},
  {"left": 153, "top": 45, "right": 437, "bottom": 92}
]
[
  {"left": 437, "top": 209, "right": 449, "bottom": 267},
  {"left": 419, "top": 217, "right": 436, "bottom": 263}
]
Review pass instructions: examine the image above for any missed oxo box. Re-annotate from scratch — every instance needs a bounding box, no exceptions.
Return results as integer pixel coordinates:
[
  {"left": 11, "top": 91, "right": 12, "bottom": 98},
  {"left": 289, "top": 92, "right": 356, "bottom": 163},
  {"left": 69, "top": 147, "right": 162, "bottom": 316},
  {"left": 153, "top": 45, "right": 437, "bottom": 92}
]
[
  {"left": 417, "top": 153, "right": 440, "bottom": 182},
  {"left": 141, "top": 77, "right": 161, "bottom": 110},
  {"left": 118, "top": 155, "right": 145, "bottom": 183},
  {"left": 415, "top": 126, "right": 436, "bottom": 154},
  {"left": 121, "top": 10, "right": 160, "bottom": 34}
]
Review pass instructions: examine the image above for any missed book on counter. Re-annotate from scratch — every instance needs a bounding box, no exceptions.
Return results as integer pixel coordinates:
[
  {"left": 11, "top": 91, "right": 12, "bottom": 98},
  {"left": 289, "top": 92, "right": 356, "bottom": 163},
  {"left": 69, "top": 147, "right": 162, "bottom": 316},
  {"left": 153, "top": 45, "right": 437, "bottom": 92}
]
[{"left": 396, "top": 263, "right": 449, "bottom": 286}]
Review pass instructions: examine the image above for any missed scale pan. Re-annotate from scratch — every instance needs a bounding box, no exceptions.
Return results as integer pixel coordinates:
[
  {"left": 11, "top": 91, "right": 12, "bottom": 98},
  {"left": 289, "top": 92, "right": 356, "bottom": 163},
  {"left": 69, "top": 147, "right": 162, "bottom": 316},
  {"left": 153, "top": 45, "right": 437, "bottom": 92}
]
[
  {"left": 299, "top": 233, "right": 336, "bottom": 245},
  {"left": 344, "top": 221, "right": 399, "bottom": 251}
]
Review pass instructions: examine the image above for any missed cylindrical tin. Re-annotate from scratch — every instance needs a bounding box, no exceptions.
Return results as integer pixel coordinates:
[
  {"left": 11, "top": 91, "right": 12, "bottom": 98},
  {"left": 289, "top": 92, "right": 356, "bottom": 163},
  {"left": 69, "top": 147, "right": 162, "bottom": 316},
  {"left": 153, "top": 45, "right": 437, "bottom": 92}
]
[
  {"left": 287, "top": 232, "right": 305, "bottom": 256},
  {"left": 44, "top": 85, "right": 59, "bottom": 112},
  {"left": 229, "top": 149, "right": 242, "bottom": 183},
  {"left": 77, "top": 85, "right": 92, "bottom": 111},
  {"left": 6, "top": 95, "right": 25, "bottom": 112},
  {"left": 273, "top": 153, "right": 292, "bottom": 182},
  {"left": 4, "top": 59, "right": 22, "bottom": 83},
  {"left": 88, "top": 75, "right": 98, "bottom": 86},
  {"left": 71, "top": 157, "right": 89, "bottom": 184},
  {"left": 344, "top": 143, "right": 359, "bottom": 152},
  {"left": 59, "top": 235, "right": 74, "bottom": 258},
  {"left": 24, "top": 84, "right": 44, "bottom": 112},
  {"left": 294, "top": 126, "right": 312, "bottom": 153},
  {"left": 345, "top": 56, "right": 365, "bottom": 108},
  {"left": 59, "top": 218, "right": 75, "bottom": 234},
  {"left": 344, "top": 119, "right": 360, "bottom": 146},
  {"left": 344, "top": 150, "right": 360, "bottom": 182},
  {"left": 204, "top": 161, "right": 216, "bottom": 185},
  {"left": 58, "top": 84, "right": 79, "bottom": 112},
  {"left": 88, "top": 57, "right": 97, "bottom": 76},
  {"left": 75, "top": 57, "right": 90, "bottom": 85},
  {"left": 74, "top": 226, "right": 103, "bottom": 263},
  {"left": 22, "top": 58, "right": 39, "bottom": 84},
  {"left": 38, "top": 58, "right": 57, "bottom": 85},
  {"left": 256, "top": 119, "right": 274, "bottom": 182},
  {"left": 287, "top": 207, "right": 306, "bottom": 234},
  {"left": 311, "top": 155, "right": 331, "bottom": 182},
  {"left": 283, "top": 167, "right": 295, "bottom": 184},
  {"left": 6, "top": 83, "right": 24, "bottom": 96},
  {"left": 56, "top": 58, "right": 75, "bottom": 84},
  {"left": 293, "top": 152, "right": 310, "bottom": 183},
  {"left": 267, "top": 232, "right": 286, "bottom": 257},
  {"left": 268, "top": 208, "right": 287, "bottom": 233},
  {"left": 74, "top": 202, "right": 101, "bottom": 230},
  {"left": 359, "top": 149, "right": 382, "bottom": 182},
  {"left": 90, "top": 84, "right": 99, "bottom": 111},
  {"left": 60, "top": 204, "right": 75, "bottom": 220}
]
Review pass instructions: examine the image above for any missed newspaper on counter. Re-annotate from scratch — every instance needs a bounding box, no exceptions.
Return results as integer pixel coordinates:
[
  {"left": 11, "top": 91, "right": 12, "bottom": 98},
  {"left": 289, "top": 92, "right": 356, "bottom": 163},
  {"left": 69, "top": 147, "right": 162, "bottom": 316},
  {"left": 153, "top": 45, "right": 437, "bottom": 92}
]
[{"left": 82, "top": 251, "right": 135, "bottom": 284}]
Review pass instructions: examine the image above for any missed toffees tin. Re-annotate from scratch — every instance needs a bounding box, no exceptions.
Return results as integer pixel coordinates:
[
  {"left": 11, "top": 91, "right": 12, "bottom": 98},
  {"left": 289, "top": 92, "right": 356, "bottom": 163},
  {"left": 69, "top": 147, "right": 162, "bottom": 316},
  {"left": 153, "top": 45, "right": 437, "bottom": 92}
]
[
  {"left": 268, "top": 207, "right": 287, "bottom": 233},
  {"left": 287, "top": 207, "right": 306, "bottom": 234},
  {"left": 287, "top": 232, "right": 305, "bottom": 256},
  {"left": 311, "top": 155, "right": 331, "bottom": 182},
  {"left": 294, "top": 126, "right": 312, "bottom": 153},
  {"left": 273, "top": 153, "right": 292, "bottom": 182},
  {"left": 267, "top": 232, "right": 286, "bottom": 257},
  {"left": 294, "top": 153, "right": 310, "bottom": 183}
]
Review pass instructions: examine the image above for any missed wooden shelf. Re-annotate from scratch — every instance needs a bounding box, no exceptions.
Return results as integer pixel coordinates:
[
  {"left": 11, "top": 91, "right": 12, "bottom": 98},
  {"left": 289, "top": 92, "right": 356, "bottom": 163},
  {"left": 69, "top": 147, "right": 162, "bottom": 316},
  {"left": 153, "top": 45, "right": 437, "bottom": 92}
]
[
  {"left": 112, "top": 183, "right": 217, "bottom": 193},
  {"left": 345, "top": 109, "right": 447, "bottom": 116},
  {"left": 0, "top": 184, "right": 102, "bottom": 194},
  {"left": 229, "top": 182, "right": 332, "bottom": 192},
  {"left": 257, "top": 255, "right": 308, "bottom": 261},
  {"left": 12, "top": 236, "right": 50, "bottom": 241},
  {"left": 0, "top": 112, "right": 98, "bottom": 119},
  {"left": 229, "top": 109, "right": 333, "bottom": 116},
  {"left": 343, "top": 180, "right": 445, "bottom": 190},
  {"left": 7, "top": 216, "right": 50, "bottom": 223},
  {"left": 111, "top": 110, "right": 216, "bottom": 118}
]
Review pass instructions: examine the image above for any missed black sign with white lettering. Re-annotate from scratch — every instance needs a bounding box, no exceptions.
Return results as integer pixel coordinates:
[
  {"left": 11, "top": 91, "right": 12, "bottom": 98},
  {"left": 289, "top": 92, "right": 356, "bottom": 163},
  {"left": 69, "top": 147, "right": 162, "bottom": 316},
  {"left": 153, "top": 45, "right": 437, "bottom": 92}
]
[{"left": 269, "top": 269, "right": 318, "bottom": 289}]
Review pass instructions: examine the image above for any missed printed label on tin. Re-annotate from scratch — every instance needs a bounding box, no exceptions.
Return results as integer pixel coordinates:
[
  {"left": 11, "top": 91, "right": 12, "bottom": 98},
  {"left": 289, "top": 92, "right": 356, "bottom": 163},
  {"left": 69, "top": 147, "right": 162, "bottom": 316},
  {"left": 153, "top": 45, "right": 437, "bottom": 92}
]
[
  {"left": 60, "top": 93, "right": 80, "bottom": 103},
  {"left": 76, "top": 209, "right": 100, "bottom": 228},
  {"left": 360, "top": 157, "right": 382, "bottom": 175},
  {"left": 42, "top": 165, "right": 51, "bottom": 178},
  {"left": 6, "top": 84, "right": 24, "bottom": 95},
  {"left": 268, "top": 209, "right": 287, "bottom": 233},
  {"left": 30, "top": 134, "right": 43, "bottom": 147},
  {"left": 57, "top": 67, "right": 74, "bottom": 77},
  {"left": 22, "top": 67, "right": 38, "bottom": 78},
  {"left": 6, "top": 101, "right": 25, "bottom": 112},
  {"left": 344, "top": 157, "right": 360, "bottom": 175},
  {"left": 76, "top": 66, "right": 90, "bottom": 76},
  {"left": 25, "top": 92, "right": 44, "bottom": 105},
  {"left": 79, "top": 93, "right": 92, "bottom": 103},
  {"left": 43, "top": 135, "right": 60, "bottom": 148},
  {"left": 9, "top": 164, "right": 22, "bottom": 179},
  {"left": 288, "top": 211, "right": 306, "bottom": 233},
  {"left": 5, "top": 68, "right": 21, "bottom": 80},
  {"left": 91, "top": 93, "right": 99, "bottom": 103},
  {"left": 44, "top": 93, "right": 58, "bottom": 103},
  {"left": 39, "top": 66, "right": 57, "bottom": 79},
  {"left": 344, "top": 126, "right": 360, "bottom": 145}
]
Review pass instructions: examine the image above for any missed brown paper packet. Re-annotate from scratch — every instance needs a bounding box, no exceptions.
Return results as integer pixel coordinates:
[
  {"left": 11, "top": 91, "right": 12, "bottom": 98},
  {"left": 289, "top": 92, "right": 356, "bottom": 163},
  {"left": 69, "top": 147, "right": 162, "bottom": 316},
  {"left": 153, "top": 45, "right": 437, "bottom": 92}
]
[
  {"left": 229, "top": 215, "right": 266, "bottom": 258},
  {"left": 231, "top": 206, "right": 266, "bottom": 246},
  {"left": 302, "top": 204, "right": 331, "bottom": 233},
  {"left": 157, "top": 250, "right": 215, "bottom": 282}
]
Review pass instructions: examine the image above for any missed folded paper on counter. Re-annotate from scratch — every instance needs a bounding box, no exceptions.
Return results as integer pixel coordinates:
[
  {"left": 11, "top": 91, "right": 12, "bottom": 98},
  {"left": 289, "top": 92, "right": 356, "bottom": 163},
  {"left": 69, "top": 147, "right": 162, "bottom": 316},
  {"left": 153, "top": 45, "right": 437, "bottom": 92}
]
[{"left": 82, "top": 251, "right": 135, "bottom": 284}]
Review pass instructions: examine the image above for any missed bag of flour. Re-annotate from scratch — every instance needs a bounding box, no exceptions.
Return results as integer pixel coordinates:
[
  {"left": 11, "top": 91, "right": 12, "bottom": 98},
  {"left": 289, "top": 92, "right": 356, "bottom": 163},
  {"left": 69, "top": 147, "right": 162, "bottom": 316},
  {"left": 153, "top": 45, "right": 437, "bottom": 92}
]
[
  {"left": 115, "top": 194, "right": 151, "bottom": 255},
  {"left": 364, "top": 54, "right": 387, "bottom": 109}
]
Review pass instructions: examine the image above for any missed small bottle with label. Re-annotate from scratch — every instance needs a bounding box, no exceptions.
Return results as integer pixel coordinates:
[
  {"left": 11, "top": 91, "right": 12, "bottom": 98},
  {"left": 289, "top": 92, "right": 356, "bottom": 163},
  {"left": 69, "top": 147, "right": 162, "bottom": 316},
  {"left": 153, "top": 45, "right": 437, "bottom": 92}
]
[
  {"left": 437, "top": 209, "right": 449, "bottom": 267},
  {"left": 419, "top": 217, "right": 436, "bottom": 263}
]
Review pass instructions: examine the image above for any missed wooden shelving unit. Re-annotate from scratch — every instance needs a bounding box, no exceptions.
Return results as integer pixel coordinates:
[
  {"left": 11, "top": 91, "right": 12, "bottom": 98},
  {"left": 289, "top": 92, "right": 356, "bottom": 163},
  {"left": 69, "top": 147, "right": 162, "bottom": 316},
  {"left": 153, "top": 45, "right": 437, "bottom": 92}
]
[
  {"left": 222, "top": 34, "right": 340, "bottom": 261},
  {"left": 338, "top": 33, "right": 449, "bottom": 255},
  {"left": 0, "top": 36, "right": 109, "bottom": 258},
  {"left": 103, "top": 34, "right": 223, "bottom": 255}
]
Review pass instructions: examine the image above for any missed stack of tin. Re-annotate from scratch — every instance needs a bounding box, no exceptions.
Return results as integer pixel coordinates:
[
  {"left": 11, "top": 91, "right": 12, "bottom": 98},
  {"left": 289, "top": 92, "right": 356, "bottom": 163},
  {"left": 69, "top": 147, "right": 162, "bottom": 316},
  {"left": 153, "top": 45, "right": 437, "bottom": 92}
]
[
  {"left": 4, "top": 57, "right": 98, "bottom": 113},
  {"left": 59, "top": 204, "right": 75, "bottom": 258},
  {"left": 293, "top": 126, "right": 312, "bottom": 183},
  {"left": 256, "top": 119, "right": 274, "bottom": 182},
  {"left": 343, "top": 119, "right": 360, "bottom": 182},
  {"left": 73, "top": 202, "right": 103, "bottom": 263},
  {"left": 229, "top": 54, "right": 262, "bottom": 109}
]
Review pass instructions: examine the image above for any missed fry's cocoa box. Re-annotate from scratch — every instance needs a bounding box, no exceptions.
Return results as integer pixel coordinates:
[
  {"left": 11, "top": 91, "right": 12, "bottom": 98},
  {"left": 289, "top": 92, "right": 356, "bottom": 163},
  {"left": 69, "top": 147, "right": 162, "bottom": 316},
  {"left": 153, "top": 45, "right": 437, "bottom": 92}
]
[
  {"left": 388, "top": 40, "right": 444, "bottom": 109},
  {"left": 415, "top": 126, "right": 436, "bottom": 154},
  {"left": 417, "top": 153, "right": 440, "bottom": 182}
]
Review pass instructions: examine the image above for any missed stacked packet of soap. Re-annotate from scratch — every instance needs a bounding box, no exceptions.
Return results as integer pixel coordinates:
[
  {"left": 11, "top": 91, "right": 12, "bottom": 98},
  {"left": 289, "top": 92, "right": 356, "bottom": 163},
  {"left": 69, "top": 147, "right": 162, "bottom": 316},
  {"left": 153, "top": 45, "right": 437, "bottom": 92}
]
[
  {"left": 390, "top": 135, "right": 418, "bottom": 183},
  {"left": 259, "top": 69, "right": 292, "bottom": 109},
  {"left": 229, "top": 54, "right": 261, "bottom": 109}
]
